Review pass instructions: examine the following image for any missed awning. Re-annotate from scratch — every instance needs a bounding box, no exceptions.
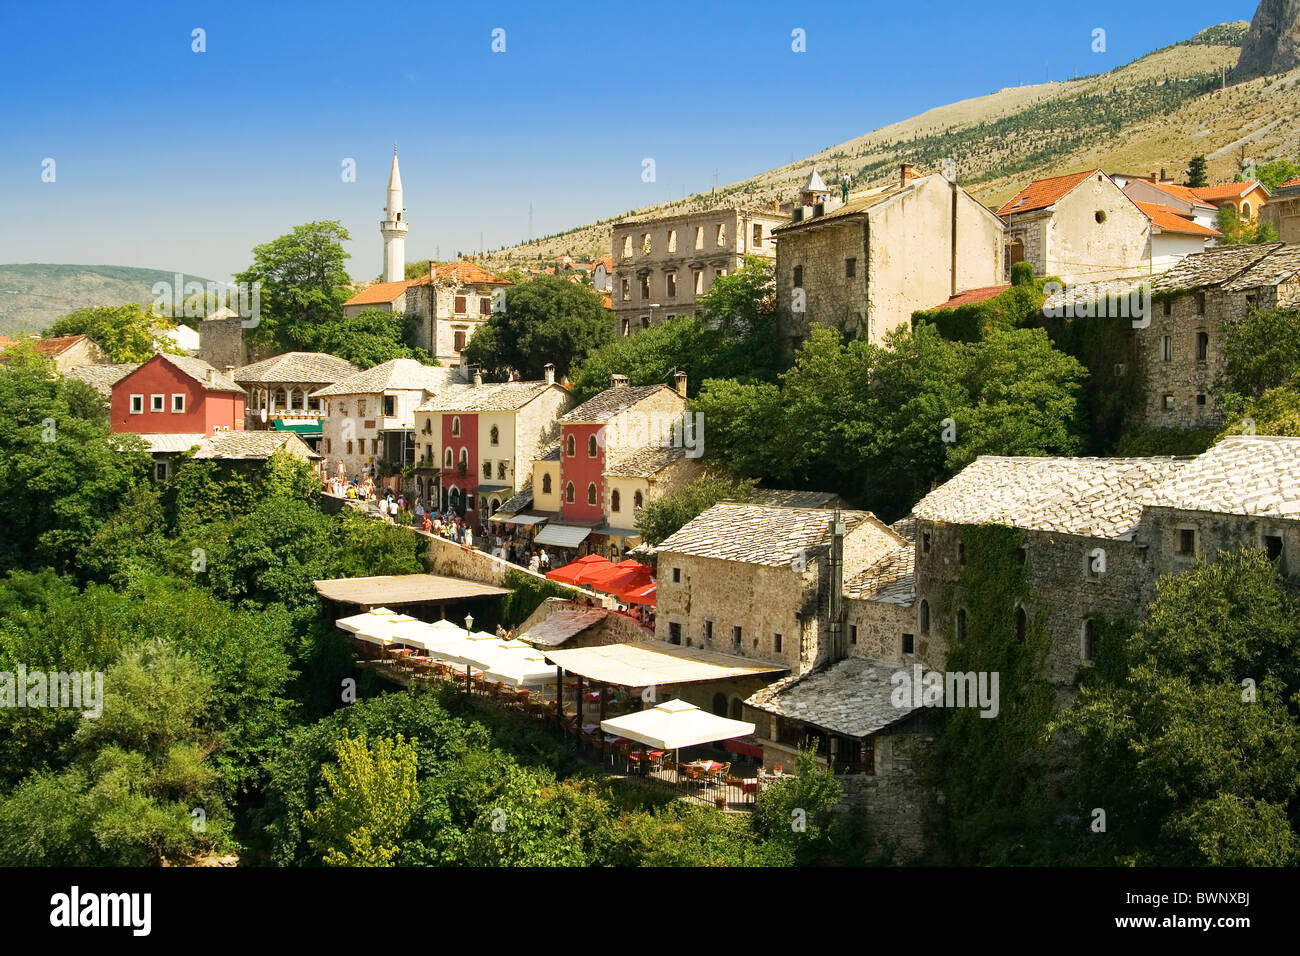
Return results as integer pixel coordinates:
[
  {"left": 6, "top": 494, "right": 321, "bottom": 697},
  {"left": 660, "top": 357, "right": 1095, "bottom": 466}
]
[
  {"left": 274, "top": 419, "right": 322, "bottom": 435},
  {"left": 620, "top": 582, "right": 657, "bottom": 606},
  {"left": 498, "top": 513, "right": 548, "bottom": 526},
  {"left": 476, "top": 484, "right": 513, "bottom": 496},
  {"left": 314, "top": 573, "right": 509, "bottom": 607},
  {"left": 546, "top": 554, "right": 612, "bottom": 585},
  {"left": 534, "top": 524, "right": 595, "bottom": 549},
  {"left": 601, "top": 699, "right": 756, "bottom": 751},
  {"left": 594, "top": 525, "right": 643, "bottom": 540},
  {"left": 544, "top": 642, "right": 787, "bottom": 688}
]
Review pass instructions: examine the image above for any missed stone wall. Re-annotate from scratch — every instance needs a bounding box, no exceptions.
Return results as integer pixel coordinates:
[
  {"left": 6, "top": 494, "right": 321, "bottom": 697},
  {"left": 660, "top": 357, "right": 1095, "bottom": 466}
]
[
  {"left": 833, "top": 721, "right": 938, "bottom": 863},
  {"left": 197, "top": 316, "right": 247, "bottom": 370}
]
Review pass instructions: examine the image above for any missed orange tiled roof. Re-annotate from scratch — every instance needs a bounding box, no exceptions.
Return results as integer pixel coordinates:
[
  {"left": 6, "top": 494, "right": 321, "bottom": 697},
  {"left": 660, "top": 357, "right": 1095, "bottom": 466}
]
[
  {"left": 997, "top": 170, "right": 1098, "bottom": 217},
  {"left": 596, "top": 255, "right": 613, "bottom": 270},
  {"left": 430, "top": 260, "right": 510, "bottom": 284},
  {"left": 928, "top": 284, "right": 1011, "bottom": 311},
  {"left": 1141, "top": 181, "right": 1217, "bottom": 209},
  {"left": 1133, "top": 201, "right": 1222, "bottom": 238},
  {"left": 1190, "top": 182, "right": 1265, "bottom": 202},
  {"left": 343, "top": 279, "right": 415, "bottom": 306},
  {"left": 0, "top": 334, "right": 89, "bottom": 355},
  {"left": 1279, "top": 175, "right": 1300, "bottom": 190}
]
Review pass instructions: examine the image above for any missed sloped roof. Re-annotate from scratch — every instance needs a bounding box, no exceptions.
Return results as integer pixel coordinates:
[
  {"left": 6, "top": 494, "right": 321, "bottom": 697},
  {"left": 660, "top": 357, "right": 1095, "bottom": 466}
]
[
  {"left": 145, "top": 353, "right": 243, "bottom": 393},
  {"left": 656, "top": 503, "right": 890, "bottom": 567},
  {"left": 495, "top": 484, "right": 534, "bottom": 516},
  {"left": 415, "top": 381, "right": 556, "bottom": 413},
  {"left": 517, "top": 608, "right": 608, "bottom": 647},
  {"left": 560, "top": 384, "right": 676, "bottom": 423},
  {"left": 843, "top": 544, "right": 914, "bottom": 606},
  {"left": 1276, "top": 175, "right": 1300, "bottom": 192},
  {"left": 429, "top": 260, "right": 510, "bottom": 285},
  {"left": 191, "top": 430, "right": 321, "bottom": 461},
  {"left": 310, "top": 359, "right": 457, "bottom": 397},
  {"left": 603, "top": 444, "right": 690, "bottom": 478},
  {"left": 745, "top": 658, "right": 920, "bottom": 739},
  {"left": 234, "top": 352, "right": 358, "bottom": 385},
  {"left": 912, "top": 455, "right": 1189, "bottom": 540},
  {"left": 1190, "top": 181, "right": 1268, "bottom": 202},
  {"left": 1152, "top": 243, "right": 1282, "bottom": 291},
  {"left": 927, "top": 284, "right": 1011, "bottom": 311},
  {"left": 773, "top": 180, "right": 910, "bottom": 232},
  {"left": 1141, "top": 436, "right": 1300, "bottom": 519},
  {"left": 997, "top": 169, "right": 1098, "bottom": 217},
  {"left": 1220, "top": 243, "right": 1300, "bottom": 293},
  {"left": 1134, "top": 201, "right": 1221, "bottom": 237},
  {"left": 64, "top": 363, "right": 140, "bottom": 397},
  {"left": 801, "top": 169, "right": 828, "bottom": 193},
  {"left": 749, "top": 489, "right": 844, "bottom": 509},
  {"left": 30, "top": 334, "right": 92, "bottom": 356},
  {"left": 1138, "top": 180, "right": 1217, "bottom": 209},
  {"left": 343, "top": 280, "right": 414, "bottom": 307},
  {"left": 133, "top": 433, "right": 206, "bottom": 453}
]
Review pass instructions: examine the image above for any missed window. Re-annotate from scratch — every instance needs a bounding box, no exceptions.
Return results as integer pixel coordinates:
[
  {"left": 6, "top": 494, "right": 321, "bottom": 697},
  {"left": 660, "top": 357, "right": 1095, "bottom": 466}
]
[
  {"left": 665, "top": 272, "right": 676, "bottom": 298},
  {"left": 290, "top": 388, "right": 303, "bottom": 410},
  {"left": 1081, "top": 619, "right": 1095, "bottom": 663},
  {"left": 752, "top": 223, "right": 763, "bottom": 247},
  {"left": 565, "top": 482, "right": 575, "bottom": 503},
  {"left": 672, "top": 567, "right": 681, "bottom": 583},
  {"left": 170, "top": 393, "right": 186, "bottom": 413},
  {"left": 640, "top": 315, "right": 650, "bottom": 329},
  {"left": 497, "top": 461, "right": 507, "bottom": 479},
  {"left": 587, "top": 434, "right": 598, "bottom": 457},
  {"left": 1196, "top": 331, "right": 1209, "bottom": 362},
  {"left": 958, "top": 541, "right": 966, "bottom": 565},
  {"left": 732, "top": 626, "right": 742, "bottom": 647},
  {"left": 773, "top": 633, "right": 782, "bottom": 653},
  {"left": 586, "top": 483, "right": 598, "bottom": 506},
  {"left": 372, "top": 438, "right": 379, "bottom": 455},
  {"left": 444, "top": 447, "right": 453, "bottom": 468},
  {"left": 633, "top": 490, "right": 643, "bottom": 509},
  {"left": 622, "top": 235, "right": 632, "bottom": 258},
  {"left": 849, "top": 624, "right": 858, "bottom": 645},
  {"left": 359, "top": 398, "right": 368, "bottom": 416},
  {"left": 845, "top": 257, "right": 856, "bottom": 279},
  {"left": 641, "top": 233, "right": 651, "bottom": 255},
  {"left": 621, "top": 278, "right": 631, "bottom": 301},
  {"left": 611, "top": 489, "right": 620, "bottom": 512},
  {"left": 1163, "top": 298, "right": 1172, "bottom": 316},
  {"left": 694, "top": 226, "right": 704, "bottom": 250},
  {"left": 922, "top": 532, "right": 931, "bottom": 554},
  {"left": 454, "top": 295, "right": 467, "bottom": 314},
  {"left": 956, "top": 609, "right": 966, "bottom": 643},
  {"left": 346, "top": 440, "right": 354, "bottom": 455},
  {"left": 639, "top": 275, "right": 650, "bottom": 300},
  {"left": 154, "top": 461, "right": 169, "bottom": 482},
  {"left": 620, "top": 317, "right": 631, "bottom": 336},
  {"left": 793, "top": 265, "right": 803, "bottom": 288},
  {"left": 1241, "top": 201, "right": 1252, "bottom": 221},
  {"left": 1264, "top": 534, "right": 1283, "bottom": 561},
  {"left": 478, "top": 296, "right": 491, "bottom": 315},
  {"left": 566, "top": 434, "right": 576, "bottom": 457},
  {"left": 901, "top": 633, "right": 914, "bottom": 655},
  {"left": 488, "top": 425, "right": 499, "bottom": 446},
  {"left": 1017, "top": 546, "right": 1027, "bottom": 565},
  {"left": 1094, "top": 210, "right": 1107, "bottom": 224},
  {"left": 667, "top": 229, "right": 677, "bottom": 253},
  {"left": 324, "top": 438, "right": 331, "bottom": 453},
  {"left": 1178, "top": 529, "right": 1196, "bottom": 555},
  {"left": 454, "top": 329, "right": 468, "bottom": 352},
  {"left": 1015, "top": 607, "right": 1027, "bottom": 643},
  {"left": 458, "top": 448, "right": 468, "bottom": 469},
  {"left": 1163, "top": 394, "right": 1174, "bottom": 411},
  {"left": 669, "top": 622, "right": 682, "bottom": 645},
  {"left": 542, "top": 473, "right": 552, "bottom": 495},
  {"left": 693, "top": 270, "right": 703, "bottom": 294},
  {"left": 483, "top": 461, "right": 492, "bottom": 478},
  {"left": 1195, "top": 292, "right": 1206, "bottom": 315},
  {"left": 383, "top": 395, "right": 395, "bottom": 416},
  {"left": 451, "top": 416, "right": 461, "bottom": 437},
  {"left": 274, "top": 387, "right": 287, "bottom": 408},
  {"left": 1196, "top": 393, "right": 1207, "bottom": 406},
  {"left": 703, "top": 620, "right": 712, "bottom": 643},
  {"left": 716, "top": 224, "right": 726, "bottom": 247},
  {"left": 1162, "top": 336, "right": 1172, "bottom": 362},
  {"left": 151, "top": 394, "right": 164, "bottom": 412},
  {"left": 130, "top": 394, "right": 144, "bottom": 414},
  {"left": 919, "top": 600, "right": 930, "bottom": 636}
]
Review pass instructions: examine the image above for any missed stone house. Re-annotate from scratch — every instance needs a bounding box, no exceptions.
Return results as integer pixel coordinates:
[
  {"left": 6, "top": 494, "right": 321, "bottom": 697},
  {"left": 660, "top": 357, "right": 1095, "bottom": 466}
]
[
  {"left": 610, "top": 204, "right": 786, "bottom": 335},
  {"left": 412, "top": 367, "right": 573, "bottom": 527},
  {"left": 311, "top": 358, "right": 461, "bottom": 485},
  {"left": 1121, "top": 178, "right": 1220, "bottom": 231},
  {"left": 1144, "top": 243, "right": 1300, "bottom": 428},
  {"left": 998, "top": 169, "right": 1150, "bottom": 284},
  {"left": 1262, "top": 175, "right": 1300, "bottom": 243},
  {"left": 233, "top": 351, "right": 359, "bottom": 439},
  {"left": 1190, "top": 180, "right": 1271, "bottom": 225},
  {"left": 774, "top": 165, "right": 1004, "bottom": 350}
]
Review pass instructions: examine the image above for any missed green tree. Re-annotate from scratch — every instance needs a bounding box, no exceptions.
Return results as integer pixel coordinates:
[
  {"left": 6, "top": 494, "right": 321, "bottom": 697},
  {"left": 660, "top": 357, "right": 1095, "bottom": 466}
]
[
  {"left": 303, "top": 733, "right": 421, "bottom": 866},
  {"left": 635, "top": 473, "right": 757, "bottom": 546},
  {"left": 462, "top": 274, "right": 611, "bottom": 380},
  {"left": 751, "top": 747, "right": 842, "bottom": 865},
  {"left": 44, "top": 304, "right": 183, "bottom": 363},
  {"left": 1186, "top": 155, "right": 1208, "bottom": 188},
  {"left": 1221, "top": 307, "right": 1300, "bottom": 397},
  {"left": 234, "top": 221, "right": 353, "bottom": 351},
  {"left": 1215, "top": 205, "right": 1280, "bottom": 245},
  {"left": 292, "top": 307, "right": 429, "bottom": 368},
  {"left": 1255, "top": 158, "right": 1300, "bottom": 190}
]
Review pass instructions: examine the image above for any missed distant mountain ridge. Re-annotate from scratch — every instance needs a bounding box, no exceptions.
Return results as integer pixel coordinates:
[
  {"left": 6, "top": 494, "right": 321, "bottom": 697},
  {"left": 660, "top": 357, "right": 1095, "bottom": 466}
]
[{"left": 0, "top": 264, "right": 211, "bottom": 336}]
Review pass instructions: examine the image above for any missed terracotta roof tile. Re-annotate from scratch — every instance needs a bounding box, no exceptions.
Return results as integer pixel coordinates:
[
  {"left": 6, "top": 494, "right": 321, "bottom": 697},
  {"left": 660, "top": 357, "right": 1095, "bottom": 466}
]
[
  {"left": 1141, "top": 181, "right": 1217, "bottom": 209},
  {"left": 1190, "top": 181, "right": 1266, "bottom": 202},
  {"left": 343, "top": 280, "right": 415, "bottom": 306},
  {"left": 928, "top": 284, "right": 1011, "bottom": 311},
  {"left": 997, "top": 170, "right": 1098, "bottom": 217},
  {"left": 1132, "top": 201, "right": 1222, "bottom": 237}
]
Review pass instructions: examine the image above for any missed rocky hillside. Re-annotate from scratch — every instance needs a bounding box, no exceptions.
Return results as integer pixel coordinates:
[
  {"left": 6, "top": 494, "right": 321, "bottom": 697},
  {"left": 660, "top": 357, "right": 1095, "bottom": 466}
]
[
  {"left": 0, "top": 264, "right": 211, "bottom": 336},
  {"left": 480, "top": 20, "right": 1300, "bottom": 268},
  {"left": 1233, "top": 0, "right": 1300, "bottom": 80}
]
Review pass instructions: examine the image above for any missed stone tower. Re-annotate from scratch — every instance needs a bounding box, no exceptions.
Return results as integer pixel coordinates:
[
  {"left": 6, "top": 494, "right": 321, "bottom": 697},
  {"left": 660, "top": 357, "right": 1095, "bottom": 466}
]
[{"left": 381, "top": 147, "right": 408, "bottom": 283}]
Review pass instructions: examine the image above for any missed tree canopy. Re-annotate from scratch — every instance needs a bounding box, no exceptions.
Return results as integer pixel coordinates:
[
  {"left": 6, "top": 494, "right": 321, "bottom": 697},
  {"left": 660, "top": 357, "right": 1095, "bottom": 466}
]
[{"left": 44, "top": 304, "right": 183, "bottom": 363}]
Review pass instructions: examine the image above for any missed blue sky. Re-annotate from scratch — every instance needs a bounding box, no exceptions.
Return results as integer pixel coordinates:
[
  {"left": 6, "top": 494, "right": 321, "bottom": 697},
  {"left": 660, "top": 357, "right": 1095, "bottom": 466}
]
[{"left": 0, "top": 0, "right": 1258, "bottom": 282}]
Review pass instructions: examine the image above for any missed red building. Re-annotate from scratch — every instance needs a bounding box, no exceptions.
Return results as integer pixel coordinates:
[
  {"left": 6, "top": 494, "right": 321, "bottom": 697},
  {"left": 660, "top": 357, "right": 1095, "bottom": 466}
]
[
  {"left": 559, "top": 423, "right": 605, "bottom": 523},
  {"left": 110, "top": 353, "right": 245, "bottom": 436},
  {"left": 440, "top": 411, "right": 479, "bottom": 516}
]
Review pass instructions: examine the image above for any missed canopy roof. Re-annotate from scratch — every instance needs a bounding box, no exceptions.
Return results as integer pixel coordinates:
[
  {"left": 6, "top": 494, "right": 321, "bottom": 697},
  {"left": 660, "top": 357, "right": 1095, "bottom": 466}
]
[
  {"left": 543, "top": 642, "right": 786, "bottom": 688},
  {"left": 620, "top": 582, "right": 657, "bottom": 606},
  {"left": 534, "top": 524, "right": 595, "bottom": 549},
  {"left": 314, "top": 573, "right": 509, "bottom": 607},
  {"left": 546, "top": 554, "right": 613, "bottom": 586},
  {"left": 601, "top": 699, "right": 755, "bottom": 750}
]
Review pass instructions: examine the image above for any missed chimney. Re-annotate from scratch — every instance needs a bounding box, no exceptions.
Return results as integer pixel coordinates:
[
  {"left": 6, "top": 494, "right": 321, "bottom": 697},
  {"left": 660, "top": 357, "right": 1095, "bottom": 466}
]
[
  {"left": 610, "top": 373, "right": 629, "bottom": 388},
  {"left": 206, "top": 368, "right": 215, "bottom": 384},
  {"left": 673, "top": 370, "right": 687, "bottom": 397},
  {"left": 1160, "top": 167, "right": 1168, "bottom": 182},
  {"left": 900, "top": 163, "right": 916, "bottom": 184},
  {"left": 223, "top": 364, "right": 236, "bottom": 379},
  {"left": 1150, "top": 171, "right": 1159, "bottom": 182},
  {"left": 543, "top": 363, "right": 555, "bottom": 385},
  {"left": 473, "top": 368, "right": 483, "bottom": 386}
]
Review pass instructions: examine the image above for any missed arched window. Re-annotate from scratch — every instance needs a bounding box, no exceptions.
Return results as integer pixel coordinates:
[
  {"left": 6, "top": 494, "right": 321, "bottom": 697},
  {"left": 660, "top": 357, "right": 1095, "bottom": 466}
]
[
  {"left": 633, "top": 490, "right": 643, "bottom": 509},
  {"left": 274, "top": 387, "right": 287, "bottom": 410},
  {"left": 290, "top": 388, "right": 303, "bottom": 410},
  {"left": 1015, "top": 606, "right": 1028, "bottom": 644},
  {"left": 1081, "top": 619, "right": 1095, "bottom": 663},
  {"left": 919, "top": 599, "right": 930, "bottom": 637},
  {"left": 458, "top": 448, "right": 468, "bottom": 468},
  {"left": 444, "top": 447, "right": 453, "bottom": 468},
  {"left": 730, "top": 698, "right": 743, "bottom": 720},
  {"left": 1241, "top": 201, "right": 1252, "bottom": 221},
  {"left": 489, "top": 425, "right": 499, "bottom": 446},
  {"left": 587, "top": 434, "right": 598, "bottom": 457},
  {"left": 449, "top": 486, "right": 460, "bottom": 509},
  {"left": 451, "top": 416, "right": 461, "bottom": 437},
  {"left": 956, "top": 608, "right": 966, "bottom": 643},
  {"left": 587, "top": 482, "right": 598, "bottom": 506},
  {"left": 566, "top": 434, "right": 576, "bottom": 457},
  {"left": 611, "top": 489, "right": 621, "bottom": 512},
  {"left": 711, "top": 693, "right": 728, "bottom": 717},
  {"left": 542, "top": 473, "right": 552, "bottom": 495},
  {"left": 565, "top": 482, "right": 575, "bottom": 503}
]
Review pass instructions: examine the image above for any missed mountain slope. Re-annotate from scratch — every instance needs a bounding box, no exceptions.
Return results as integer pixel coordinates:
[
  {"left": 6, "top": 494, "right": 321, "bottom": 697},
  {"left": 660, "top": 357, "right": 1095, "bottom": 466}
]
[{"left": 0, "top": 264, "right": 211, "bottom": 336}]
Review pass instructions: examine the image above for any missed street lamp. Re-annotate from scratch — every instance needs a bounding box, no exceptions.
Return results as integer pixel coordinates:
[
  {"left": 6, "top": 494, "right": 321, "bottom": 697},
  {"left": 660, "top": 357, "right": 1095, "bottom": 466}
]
[{"left": 464, "top": 613, "right": 474, "bottom": 633}]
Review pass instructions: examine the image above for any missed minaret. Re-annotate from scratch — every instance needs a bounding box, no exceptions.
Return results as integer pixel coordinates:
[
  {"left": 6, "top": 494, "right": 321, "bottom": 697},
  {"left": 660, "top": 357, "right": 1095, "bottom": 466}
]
[{"left": 380, "top": 145, "right": 407, "bottom": 283}]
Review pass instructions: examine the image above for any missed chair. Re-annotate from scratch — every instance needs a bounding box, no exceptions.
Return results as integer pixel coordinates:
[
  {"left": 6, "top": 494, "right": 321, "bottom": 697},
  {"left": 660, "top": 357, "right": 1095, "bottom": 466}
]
[{"left": 714, "top": 761, "right": 731, "bottom": 783}]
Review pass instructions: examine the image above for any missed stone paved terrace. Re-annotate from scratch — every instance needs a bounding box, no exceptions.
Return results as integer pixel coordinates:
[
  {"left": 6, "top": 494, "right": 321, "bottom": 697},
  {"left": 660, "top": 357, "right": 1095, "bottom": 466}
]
[
  {"left": 912, "top": 455, "right": 1190, "bottom": 540},
  {"left": 1141, "top": 435, "right": 1300, "bottom": 518}
]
